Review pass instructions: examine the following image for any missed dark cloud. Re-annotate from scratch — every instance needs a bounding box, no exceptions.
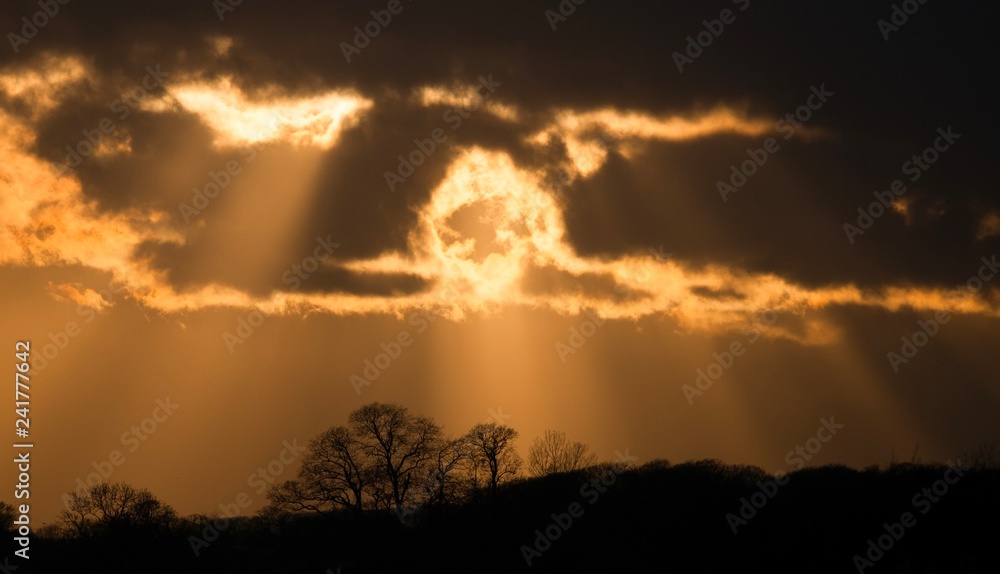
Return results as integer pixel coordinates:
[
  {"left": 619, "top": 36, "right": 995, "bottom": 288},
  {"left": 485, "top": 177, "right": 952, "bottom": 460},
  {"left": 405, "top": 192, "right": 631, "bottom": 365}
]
[
  {"left": 45, "top": 111, "right": 222, "bottom": 212},
  {"left": 690, "top": 285, "right": 745, "bottom": 301},
  {"left": 561, "top": 136, "right": 999, "bottom": 289},
  {"left": 2, "top": 0, "right": 997, "bottom": 293},
  {"left": 520, "top": 265, "right": 647, "bottom": 303},
  {"left": 135, "top": 237, "right": 430, "bottom": 297}
]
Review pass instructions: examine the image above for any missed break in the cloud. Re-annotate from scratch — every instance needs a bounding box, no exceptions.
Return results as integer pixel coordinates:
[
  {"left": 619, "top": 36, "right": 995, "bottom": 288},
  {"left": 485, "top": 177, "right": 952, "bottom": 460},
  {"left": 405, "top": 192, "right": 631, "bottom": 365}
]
[
  {"left": 0, "top": 1, "right": 996, "bottom": 349},
  {"left": 164, "top": 76, "right": 372, "bottom": 149}
]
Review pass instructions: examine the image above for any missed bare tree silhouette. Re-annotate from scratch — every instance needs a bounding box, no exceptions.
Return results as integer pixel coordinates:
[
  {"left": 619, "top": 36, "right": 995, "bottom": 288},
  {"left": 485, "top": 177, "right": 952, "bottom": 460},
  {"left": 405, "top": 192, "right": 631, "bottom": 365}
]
[
  {"left": 962, "top": 440, "right": 1000, "bottom": 469},
  {"left": 348, "top": 402, "right": 442, "bottom": 515},
  {"left": 0, "top": 501, "right": 14, "bottom": 532},
  {"left": 269, "top": 426, "right": 371, "bottom": 517},
  {"left": 527, "top": 429, "right": 597, "bottom": 476},
  {"left": 59, "top": 482, "right": 175, "bottom": 538},
  {"left": 465, "top": 422, "right": 522, "bottom": 494},
  {"left": 422, "top": 435, "right": 471, "bottom": 506}
]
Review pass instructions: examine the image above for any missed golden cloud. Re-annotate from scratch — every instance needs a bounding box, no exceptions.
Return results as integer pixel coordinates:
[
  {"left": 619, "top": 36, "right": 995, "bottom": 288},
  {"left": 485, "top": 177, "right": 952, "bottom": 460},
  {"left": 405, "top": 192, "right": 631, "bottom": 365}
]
[
  {"left": 1, "top": 56, "right": 996, "bottom": 343},
  {"left": 161, "top": 77, "right": 373, "bottom": 149}
]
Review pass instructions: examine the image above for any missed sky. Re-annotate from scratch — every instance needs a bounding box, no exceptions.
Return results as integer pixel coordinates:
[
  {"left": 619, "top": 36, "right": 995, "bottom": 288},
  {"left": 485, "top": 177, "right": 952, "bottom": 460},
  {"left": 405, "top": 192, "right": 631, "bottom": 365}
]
[{"left": 1, "top": 0, "right": 998, "bottom": 525}]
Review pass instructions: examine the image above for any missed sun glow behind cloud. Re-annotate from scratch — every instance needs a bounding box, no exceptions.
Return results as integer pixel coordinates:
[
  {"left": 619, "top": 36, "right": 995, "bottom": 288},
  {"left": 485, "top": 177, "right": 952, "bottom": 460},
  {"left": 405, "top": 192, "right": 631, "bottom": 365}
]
[{"left": 1, "top": 54, "right": 997, "bottom": 348}]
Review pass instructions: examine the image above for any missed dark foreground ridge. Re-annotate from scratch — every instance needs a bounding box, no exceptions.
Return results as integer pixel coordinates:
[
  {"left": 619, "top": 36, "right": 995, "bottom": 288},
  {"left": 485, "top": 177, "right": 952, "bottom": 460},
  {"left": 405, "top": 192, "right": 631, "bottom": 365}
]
[{"left": 11, "top": 459, "right": 1000, "bottom": 573}]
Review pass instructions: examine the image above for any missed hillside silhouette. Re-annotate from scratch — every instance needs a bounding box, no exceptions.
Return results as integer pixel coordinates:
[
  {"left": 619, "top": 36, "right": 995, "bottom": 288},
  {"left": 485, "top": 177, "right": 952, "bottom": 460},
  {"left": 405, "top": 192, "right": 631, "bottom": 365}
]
[{"left": 10, "top": 403, "right": 1000, "bottom": 573}]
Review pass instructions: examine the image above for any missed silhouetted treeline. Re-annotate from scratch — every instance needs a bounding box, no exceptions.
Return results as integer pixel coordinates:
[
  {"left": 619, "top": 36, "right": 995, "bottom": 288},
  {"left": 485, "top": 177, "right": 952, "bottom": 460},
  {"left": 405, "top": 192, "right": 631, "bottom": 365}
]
[{"left": 15, "top": 459, "right": 1000, "bottom": 573}]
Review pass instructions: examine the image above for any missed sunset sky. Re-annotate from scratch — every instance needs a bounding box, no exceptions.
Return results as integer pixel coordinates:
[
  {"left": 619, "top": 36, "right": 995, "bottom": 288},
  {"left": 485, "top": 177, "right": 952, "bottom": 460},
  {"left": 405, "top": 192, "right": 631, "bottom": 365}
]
[{"left": 1, "top": 0, "right": 997, "bottom": 525}]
